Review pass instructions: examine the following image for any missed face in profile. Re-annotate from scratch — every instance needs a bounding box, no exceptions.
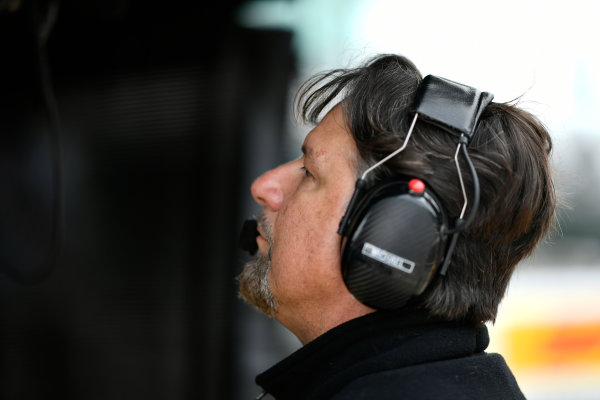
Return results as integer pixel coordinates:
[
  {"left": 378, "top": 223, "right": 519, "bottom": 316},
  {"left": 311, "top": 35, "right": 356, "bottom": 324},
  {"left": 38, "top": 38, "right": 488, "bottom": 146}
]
[{"left": 237, "top": 106, "right": 366, "bottom": 333}]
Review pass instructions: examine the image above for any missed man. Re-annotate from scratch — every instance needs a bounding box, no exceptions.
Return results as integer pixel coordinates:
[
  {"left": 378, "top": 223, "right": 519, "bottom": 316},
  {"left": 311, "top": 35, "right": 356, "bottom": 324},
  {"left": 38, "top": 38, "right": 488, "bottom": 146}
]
[{"left": 237, "top": 54, "right": 555, "bottom": 399}]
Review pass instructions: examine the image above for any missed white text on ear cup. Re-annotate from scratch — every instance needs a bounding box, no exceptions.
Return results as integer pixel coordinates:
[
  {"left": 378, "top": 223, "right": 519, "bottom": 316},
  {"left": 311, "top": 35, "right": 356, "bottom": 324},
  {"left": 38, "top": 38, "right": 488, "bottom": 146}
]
[{"left": 361, "top": 242, "right": 415, "bottom": 274}]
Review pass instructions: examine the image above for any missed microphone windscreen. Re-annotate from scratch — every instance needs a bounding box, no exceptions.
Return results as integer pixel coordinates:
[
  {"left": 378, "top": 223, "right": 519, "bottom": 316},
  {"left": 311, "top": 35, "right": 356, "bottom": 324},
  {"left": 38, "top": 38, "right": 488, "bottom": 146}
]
[{"left": 238, "top": 219, "right": 258, "bottom": 255}]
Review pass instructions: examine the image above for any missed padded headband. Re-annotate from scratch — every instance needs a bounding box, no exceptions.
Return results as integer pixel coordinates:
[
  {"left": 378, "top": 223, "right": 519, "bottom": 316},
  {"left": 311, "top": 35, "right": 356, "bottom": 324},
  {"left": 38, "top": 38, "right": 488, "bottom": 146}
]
[{"left": 415, "top": 75, "right": 494, "bottom": 142}]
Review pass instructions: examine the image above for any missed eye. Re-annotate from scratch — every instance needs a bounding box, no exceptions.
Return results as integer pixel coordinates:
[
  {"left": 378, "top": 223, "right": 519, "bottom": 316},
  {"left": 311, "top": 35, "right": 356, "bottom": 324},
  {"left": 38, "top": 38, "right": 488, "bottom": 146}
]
[{"left": 301, "top": 166, "right": 312, "bottom": 178}]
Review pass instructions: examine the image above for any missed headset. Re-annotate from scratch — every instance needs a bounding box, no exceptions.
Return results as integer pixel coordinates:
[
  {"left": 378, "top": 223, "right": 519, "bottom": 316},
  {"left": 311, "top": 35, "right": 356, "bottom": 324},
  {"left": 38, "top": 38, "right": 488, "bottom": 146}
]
[
  {"left": 337, "top": 75, "right": 493, "bottom": 309},
  {"left": 239, "top": 75, "right": 493, "bottom": 311}
]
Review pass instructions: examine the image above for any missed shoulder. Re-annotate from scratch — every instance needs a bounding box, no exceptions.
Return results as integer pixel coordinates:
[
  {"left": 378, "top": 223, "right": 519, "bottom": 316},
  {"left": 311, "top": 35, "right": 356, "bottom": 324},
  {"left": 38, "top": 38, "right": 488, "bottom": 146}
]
[{"left": 329, "top": 353, "right": 526, "bottom": 400}]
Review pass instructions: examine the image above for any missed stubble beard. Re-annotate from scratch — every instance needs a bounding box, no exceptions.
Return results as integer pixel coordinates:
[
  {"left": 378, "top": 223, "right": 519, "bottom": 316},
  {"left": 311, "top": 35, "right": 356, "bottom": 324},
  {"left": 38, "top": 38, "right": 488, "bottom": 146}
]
[{"left": 237, "top": 213, "right": 279, "bottom": 317}]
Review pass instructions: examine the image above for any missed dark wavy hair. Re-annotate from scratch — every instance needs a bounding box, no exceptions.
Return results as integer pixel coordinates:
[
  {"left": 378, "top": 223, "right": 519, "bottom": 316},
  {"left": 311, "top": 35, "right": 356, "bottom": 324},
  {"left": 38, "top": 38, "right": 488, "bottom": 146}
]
[{"left": 296, "top": 54, "right": 555, "bottom": 324}]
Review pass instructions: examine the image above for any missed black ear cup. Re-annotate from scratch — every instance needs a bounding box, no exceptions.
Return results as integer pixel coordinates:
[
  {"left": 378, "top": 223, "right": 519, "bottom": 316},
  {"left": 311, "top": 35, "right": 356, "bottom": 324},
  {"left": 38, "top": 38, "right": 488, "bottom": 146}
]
[{"left": 341, "top": 180, "right": 447, "bottom": 310}]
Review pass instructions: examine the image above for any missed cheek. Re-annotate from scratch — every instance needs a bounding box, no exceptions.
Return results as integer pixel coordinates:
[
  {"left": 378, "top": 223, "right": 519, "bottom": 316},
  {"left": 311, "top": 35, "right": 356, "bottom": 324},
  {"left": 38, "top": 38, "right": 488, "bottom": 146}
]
[
  {"left": 274, "top": 202, "right": 321, "bottom": 259},
  {"left": 271, "top": 194, "right": 346, "bottom": 277}
]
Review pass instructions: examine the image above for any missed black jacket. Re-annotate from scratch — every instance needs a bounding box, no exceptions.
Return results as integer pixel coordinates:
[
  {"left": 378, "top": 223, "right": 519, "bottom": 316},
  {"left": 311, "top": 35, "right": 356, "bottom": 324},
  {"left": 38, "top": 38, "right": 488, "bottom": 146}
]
[{"left": 255, "top": 307, "right": 526, "bottom": 399}]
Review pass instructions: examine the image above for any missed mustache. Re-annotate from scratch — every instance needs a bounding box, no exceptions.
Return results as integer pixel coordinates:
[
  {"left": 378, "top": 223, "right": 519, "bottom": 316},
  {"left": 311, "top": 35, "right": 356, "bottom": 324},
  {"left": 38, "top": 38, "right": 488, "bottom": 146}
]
[
  {"left": 256, "top": 211, "right": 273, "bottom": 260},
  {"left": 256, "top": 211, "right": 272, "bottom": 243}
]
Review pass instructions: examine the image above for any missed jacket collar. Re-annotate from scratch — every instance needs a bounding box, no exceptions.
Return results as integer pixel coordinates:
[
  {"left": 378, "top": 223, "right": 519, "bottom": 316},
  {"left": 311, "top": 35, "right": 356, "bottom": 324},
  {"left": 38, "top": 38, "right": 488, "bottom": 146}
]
[{"left": 255, "top": 306, "right": 488, "bottom": 399}]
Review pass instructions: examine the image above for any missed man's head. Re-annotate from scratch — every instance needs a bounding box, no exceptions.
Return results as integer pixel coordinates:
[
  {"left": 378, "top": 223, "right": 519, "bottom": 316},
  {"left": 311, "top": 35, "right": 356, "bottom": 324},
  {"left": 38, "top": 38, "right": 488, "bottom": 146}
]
[{"left": 238, "top": 54, "right": 555, "bottom": 339}]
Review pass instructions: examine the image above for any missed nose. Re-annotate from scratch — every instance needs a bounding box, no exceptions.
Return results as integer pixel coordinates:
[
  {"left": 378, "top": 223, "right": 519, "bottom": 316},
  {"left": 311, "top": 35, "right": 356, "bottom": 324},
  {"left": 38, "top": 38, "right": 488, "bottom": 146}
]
[{"left": 250, "top": 163, "right": 292, "bottom": 211}]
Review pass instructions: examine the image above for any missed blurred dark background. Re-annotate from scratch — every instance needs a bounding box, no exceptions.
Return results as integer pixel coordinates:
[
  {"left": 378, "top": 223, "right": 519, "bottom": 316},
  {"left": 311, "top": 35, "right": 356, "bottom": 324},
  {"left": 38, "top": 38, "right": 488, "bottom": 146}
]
[{"left": 0, "top": 0, "right": 296, "bottom": 398}]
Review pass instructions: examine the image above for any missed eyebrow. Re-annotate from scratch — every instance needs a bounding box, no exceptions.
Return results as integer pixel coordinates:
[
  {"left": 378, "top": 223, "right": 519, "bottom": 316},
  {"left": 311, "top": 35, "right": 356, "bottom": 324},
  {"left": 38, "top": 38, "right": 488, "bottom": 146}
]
[{"left": 301, "top": 143, "right": 314, "bottom": 159}]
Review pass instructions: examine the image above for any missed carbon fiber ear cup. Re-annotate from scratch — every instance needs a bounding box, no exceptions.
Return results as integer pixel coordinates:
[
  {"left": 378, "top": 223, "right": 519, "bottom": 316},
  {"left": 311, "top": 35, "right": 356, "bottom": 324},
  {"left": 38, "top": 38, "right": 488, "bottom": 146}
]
[{"left": 341, "top": 180, "right": 447, "bottom": 309}]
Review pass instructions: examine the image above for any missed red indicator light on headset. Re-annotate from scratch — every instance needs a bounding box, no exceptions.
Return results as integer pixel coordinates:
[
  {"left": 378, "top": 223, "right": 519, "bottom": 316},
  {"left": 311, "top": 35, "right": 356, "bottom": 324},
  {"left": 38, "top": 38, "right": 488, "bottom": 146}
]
[{"left": 408, "top": 179, "right": 425, "bottom": 194}]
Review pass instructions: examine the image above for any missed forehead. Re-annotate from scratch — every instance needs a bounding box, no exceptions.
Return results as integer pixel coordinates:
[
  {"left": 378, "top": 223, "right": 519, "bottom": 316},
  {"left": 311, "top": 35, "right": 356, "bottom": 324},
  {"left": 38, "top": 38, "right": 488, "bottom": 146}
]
[{"left": 302, "top": 106, "right": 358, "bottom": 166}]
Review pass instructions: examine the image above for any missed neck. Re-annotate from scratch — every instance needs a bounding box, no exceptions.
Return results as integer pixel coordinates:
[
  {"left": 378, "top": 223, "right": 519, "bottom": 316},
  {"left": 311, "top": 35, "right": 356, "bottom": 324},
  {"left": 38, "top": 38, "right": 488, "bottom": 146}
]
[{"left": 275, "top": 294, "right": 375, "bottom": 344}]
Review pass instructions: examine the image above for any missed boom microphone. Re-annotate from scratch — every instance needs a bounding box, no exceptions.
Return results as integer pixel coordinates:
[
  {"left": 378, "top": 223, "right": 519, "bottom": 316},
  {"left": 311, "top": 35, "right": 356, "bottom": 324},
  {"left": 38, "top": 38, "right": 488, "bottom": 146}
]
[{"left": 238, "top": 219, "right": 258, "bottom": 256}]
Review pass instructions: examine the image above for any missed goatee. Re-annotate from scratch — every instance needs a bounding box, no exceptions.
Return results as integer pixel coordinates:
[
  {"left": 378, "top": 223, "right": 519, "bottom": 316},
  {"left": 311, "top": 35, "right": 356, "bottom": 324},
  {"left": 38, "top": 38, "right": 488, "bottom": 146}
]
[{"left": 237, "top": 213, "right": 278, "bottom": 316}]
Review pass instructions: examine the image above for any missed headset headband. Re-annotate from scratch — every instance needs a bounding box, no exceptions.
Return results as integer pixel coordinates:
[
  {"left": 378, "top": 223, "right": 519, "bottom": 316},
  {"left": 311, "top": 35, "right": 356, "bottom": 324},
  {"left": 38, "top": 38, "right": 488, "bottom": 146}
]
[
  {"left": 415, "top": 75, "right": 493, "bottom": 142},
  {"left": 415, "top": 75, "right": 493, "bottom": 274}
]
